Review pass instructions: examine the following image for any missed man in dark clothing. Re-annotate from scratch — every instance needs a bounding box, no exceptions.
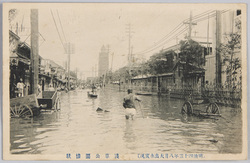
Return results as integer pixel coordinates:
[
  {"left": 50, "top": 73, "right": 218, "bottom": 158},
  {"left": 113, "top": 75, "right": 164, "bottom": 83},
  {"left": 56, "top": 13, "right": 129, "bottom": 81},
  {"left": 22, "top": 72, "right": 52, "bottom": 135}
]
[{"left": 123, "top": 89, "right": 141, "bottom": 120}]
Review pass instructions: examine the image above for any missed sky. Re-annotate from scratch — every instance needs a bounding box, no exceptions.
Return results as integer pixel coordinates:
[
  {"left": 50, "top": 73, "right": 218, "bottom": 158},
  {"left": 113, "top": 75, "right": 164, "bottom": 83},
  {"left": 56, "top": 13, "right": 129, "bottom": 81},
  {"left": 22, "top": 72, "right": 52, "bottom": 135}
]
[{"left": 8, "top": 3, "right": 238, "bottom": 79}]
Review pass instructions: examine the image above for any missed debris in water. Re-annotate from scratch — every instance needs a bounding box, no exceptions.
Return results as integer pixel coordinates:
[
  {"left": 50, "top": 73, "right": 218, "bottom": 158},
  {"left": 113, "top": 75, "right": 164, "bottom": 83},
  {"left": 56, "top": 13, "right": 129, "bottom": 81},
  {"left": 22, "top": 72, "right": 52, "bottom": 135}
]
[
  {"left": 96, "top": 107, "right": 103, "bottom": 112},
  {"left": 209, "top": 139, "right": 218, "bottom": 143}
]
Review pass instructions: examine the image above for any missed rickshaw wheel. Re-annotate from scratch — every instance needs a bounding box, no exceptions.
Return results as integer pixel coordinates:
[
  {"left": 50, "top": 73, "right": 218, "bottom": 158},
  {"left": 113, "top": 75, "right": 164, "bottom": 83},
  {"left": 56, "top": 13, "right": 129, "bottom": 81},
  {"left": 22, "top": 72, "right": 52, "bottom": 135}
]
[
  {"left": 181, "top": 101, "right": 193, "bottom": 115},
  {"left": 10, "top": 104, "right": 33, "bottom": 118},
  {"left": 206, "top": 102, "right": 220, "bottom": 114}
]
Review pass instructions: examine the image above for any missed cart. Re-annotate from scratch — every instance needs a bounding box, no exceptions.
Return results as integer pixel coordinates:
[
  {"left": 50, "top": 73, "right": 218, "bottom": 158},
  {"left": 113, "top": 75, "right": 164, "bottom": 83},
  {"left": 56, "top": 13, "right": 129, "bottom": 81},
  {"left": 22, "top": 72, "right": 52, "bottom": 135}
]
[
  {"left": 10, "top": 91, "right": 60, "bottom": 118},
  {"left": 181, "top": 96, "right": 221, "bottom": 118},
  {"left": 37, "top": 91, "right": 61, "bottom": 110},
  {"left": 10, "top": 94, "right": 40, "bottom": 118}
]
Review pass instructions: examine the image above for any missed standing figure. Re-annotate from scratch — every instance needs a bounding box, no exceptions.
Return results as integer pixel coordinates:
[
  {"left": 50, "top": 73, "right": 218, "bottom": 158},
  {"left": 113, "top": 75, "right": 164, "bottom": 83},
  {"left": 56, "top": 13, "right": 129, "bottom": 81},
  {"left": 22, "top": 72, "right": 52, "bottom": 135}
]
[
  {"left": 92, "top": 84, "right": 97, "bottom": 94},
  {"left": 48, "top": 84, "right": 55, "bottom": 91},
  {"left": 16, "top": 78, "right": 25, "bottom": 97},
  {"left": 123, "top": 89, "right": 141, "bottom": 120},
  {"left": 37, "top": 82, "right": 43, "bottom": 98}
]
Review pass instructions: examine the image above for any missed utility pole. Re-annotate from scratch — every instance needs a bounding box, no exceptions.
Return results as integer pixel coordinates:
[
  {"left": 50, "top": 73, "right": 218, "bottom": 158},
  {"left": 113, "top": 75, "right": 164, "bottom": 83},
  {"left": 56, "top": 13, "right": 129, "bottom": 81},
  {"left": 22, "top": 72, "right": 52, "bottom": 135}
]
[
  {"left": 67, "top": 43, "right": 71, "bottom": 90},
  {"left": 75, "top": 67, "right": 78, "bottom": 86},
  {"left": 111, "top": 52, "right": 114, "bottom": 72},
  {"left": 184, "top": 11, "right": 197, "bottom": 39},
  {"left": 207, "top": 13, "right": 210, "bottom": 55},
  {"left": 131, "top": 46, "right": 134, "bottom": 63},
  {"left": 66, "top": 42, "right": 74, "bottom": 90},
  {"left": 126, "top": 24, "right": 133, "bottom": 63},
  {"left": 30, "top": 9, "right": 39, "bottom": 95},
  {"left": 95, "top": 64, "right": 97, "bottom": 83},
  {"left": 125, "top": 23, "right": 134, "bottom": 87},
  {"left": 106, "top": 44, "right": 110, "bottom": 73},
  {"left": 215, "top": 10, "right": 222, "bottom": 84},
  {"left": 106, "top": 45, "right": 110, "bottom": 84}
]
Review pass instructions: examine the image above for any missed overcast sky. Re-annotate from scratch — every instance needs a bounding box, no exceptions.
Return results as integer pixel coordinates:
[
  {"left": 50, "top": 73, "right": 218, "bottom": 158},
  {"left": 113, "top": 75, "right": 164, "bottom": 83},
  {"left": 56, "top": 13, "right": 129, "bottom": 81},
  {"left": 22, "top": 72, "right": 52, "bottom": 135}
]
[{"left": 7, "top": 3, "right": 239, "bottom": 78}]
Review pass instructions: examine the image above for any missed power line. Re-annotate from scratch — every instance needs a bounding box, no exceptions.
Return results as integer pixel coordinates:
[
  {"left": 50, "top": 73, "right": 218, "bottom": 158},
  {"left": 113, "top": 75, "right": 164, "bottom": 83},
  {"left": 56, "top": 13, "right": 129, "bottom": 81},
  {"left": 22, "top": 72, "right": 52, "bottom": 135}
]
[
  {"left": 152, "top": 10, "right": 214, "bottom": 45},
  {"left": 136, "top": 26, "right": 189, "bottom": 55},
  {"left": 134, "top": 23, "right": 185, "bottom": 55},
  {"left": 193, "top": 10, "right": 229, "bottom": 24},
  {"left": 185, "top": 10, "right": 214, "bottom": 22},
  {"left": 57, "top": 10, "right": 67, "bottom": 43},
  {"left": 151, "top": 23, "right": 184, "bottom": 47},
  {"left": 133, "top": 10, "right": 217, "bottom": 55},
  {"left": 135, "top": 25, "right": 187, "bottom": 55},
  {"left": 50, "top": 10, "right": 67, "bottom": 52}
]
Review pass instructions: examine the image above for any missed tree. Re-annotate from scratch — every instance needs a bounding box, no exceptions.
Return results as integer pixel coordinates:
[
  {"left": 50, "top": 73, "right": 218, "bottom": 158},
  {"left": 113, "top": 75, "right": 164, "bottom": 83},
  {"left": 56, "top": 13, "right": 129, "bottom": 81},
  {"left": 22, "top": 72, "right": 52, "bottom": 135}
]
[
  {"left": 179, "top": 39, "right": 205, "bottom": 67},
  {"left": 219, "top": 18, "right": 241, "bottom": 87},
  {"left": 147, "top": 50, "right": 175, "bottom": 75}
]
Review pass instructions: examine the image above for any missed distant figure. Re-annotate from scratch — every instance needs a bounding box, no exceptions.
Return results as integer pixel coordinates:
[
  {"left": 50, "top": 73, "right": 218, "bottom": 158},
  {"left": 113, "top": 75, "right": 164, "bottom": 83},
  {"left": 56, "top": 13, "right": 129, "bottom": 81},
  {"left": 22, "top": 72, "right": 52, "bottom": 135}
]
[
  {"left": 48, "top": 84, "right": 55, "bottom": 91},
  {"left": 92, "top": 84, "right": 97, "bottom": 94},
  {"left": 37, "top": 83, "right": 43, "bottom": 98},
  {"left": 16, "top": 78, "right": 25, "bottom": 97},
  {"left": 65, "top": 87, "right": 69, "bottom": 93},
  {"left": 123, "top": 89, "right": 141, "bottom": 120}
]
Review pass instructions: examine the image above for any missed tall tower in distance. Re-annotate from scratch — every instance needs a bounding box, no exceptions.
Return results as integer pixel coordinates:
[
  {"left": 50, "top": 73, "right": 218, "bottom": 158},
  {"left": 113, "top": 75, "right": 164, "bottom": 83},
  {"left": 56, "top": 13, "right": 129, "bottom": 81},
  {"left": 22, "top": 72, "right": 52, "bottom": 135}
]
[{"left": 98, "top": 45, "right": 109, "bottom": 77}]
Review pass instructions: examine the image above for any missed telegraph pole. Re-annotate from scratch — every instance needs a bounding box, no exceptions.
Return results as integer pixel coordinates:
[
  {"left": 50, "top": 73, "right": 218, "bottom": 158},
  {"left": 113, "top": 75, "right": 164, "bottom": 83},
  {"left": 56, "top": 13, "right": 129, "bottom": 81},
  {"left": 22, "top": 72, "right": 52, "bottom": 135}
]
[
  {"left": 207, "top": 13, "right": 210, "bottom": 55},
  {"left": 67, "top": 43, "right": 71, "bottom": 90},
  {"left": 111, "top": 52, "right": 114, "bottom": 72},
  {"left": 95, "top": 64, "right": 97, "bottom": 83},
  {"left": 184, "top": 11, "right": 197, "bottom": 39},
  {"left": 75, "top": 67, "right": 78, "bottom": 86},
  {"left": 30, "top": 9, "right": 39, "bottom": 95},
  {"left": 215, "top": 10, "right": 222, "bottom": 84},
  {"left": 125, "top": 23, "right": 134, "bottom": 87},
  {"left": 126, "top": 24, "right": 133, "bottom": 62},
  {"left": 66, "top": 42, "right": 74, "bottom": 90},
  {"left": 131, "top": 46, "right": 134, "bottom": 62}
]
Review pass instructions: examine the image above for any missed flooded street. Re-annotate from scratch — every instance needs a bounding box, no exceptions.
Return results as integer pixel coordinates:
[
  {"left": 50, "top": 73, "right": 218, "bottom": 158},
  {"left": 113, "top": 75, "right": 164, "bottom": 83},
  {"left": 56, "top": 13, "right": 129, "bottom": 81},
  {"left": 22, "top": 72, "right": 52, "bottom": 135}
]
[{"left": 10, "top": 88, "right": 242, "bottom": 155}]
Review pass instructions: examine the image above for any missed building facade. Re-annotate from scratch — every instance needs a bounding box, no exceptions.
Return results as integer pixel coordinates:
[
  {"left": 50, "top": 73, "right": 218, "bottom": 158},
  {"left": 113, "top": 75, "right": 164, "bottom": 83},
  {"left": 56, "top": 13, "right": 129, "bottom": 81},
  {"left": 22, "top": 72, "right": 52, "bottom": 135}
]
[
  {"left": 98, "top": 45, "right": 109, "bottom": 77},
  {"left": 9, "top": 30, "right": 71, "bottom": 98},
  {"left": 205, "top": 9, "right": 242, "bottom": 85}
]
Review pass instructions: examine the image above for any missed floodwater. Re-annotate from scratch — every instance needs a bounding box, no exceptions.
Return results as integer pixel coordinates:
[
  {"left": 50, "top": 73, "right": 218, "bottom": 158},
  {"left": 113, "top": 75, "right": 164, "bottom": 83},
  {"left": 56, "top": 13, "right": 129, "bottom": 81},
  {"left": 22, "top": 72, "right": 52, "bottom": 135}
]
[{"left": 10, "top": 88, "right": 242, "bottom": 156}]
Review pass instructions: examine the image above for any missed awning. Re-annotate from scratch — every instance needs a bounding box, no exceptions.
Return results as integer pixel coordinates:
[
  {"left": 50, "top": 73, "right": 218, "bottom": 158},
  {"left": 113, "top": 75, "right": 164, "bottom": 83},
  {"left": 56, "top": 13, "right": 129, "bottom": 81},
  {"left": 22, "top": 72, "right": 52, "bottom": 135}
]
[{"left": 18, "top": 57, "right": 30, "bottom": 65}]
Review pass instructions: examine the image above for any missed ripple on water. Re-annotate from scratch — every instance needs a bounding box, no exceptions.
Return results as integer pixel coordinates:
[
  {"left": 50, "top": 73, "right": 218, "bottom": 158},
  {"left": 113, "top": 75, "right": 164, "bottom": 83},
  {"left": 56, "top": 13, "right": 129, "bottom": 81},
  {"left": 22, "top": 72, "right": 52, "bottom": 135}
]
[
  {"left": 13, "top": 138, "right": 26, "bottom": 144},
  {"left": 14, "top": 135, "right": 25, "bottom": 138},
  {"left": 10, "top": 89, "right": 242, "bottom": 155},
  {"left": 193, "top": 140, "right": 213, "bottom": 145},
  {"left": 11, "top": 147, "right": 32, "bottom": 154}
]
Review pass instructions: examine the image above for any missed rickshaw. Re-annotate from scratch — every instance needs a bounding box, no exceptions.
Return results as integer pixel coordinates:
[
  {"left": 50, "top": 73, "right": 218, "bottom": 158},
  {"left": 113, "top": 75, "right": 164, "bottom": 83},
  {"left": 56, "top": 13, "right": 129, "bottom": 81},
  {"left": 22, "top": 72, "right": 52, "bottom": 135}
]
[{"left": 10, "top": 91, "right": 60, "bottom": 118}]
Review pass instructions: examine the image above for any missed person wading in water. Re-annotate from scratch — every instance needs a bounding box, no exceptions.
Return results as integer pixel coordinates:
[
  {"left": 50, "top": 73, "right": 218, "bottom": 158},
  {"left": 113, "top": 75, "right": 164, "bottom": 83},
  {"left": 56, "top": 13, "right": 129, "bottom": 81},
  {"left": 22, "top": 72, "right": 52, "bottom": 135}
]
[{"left": 123, "top": 89, "right": 141, "bottom": 120}]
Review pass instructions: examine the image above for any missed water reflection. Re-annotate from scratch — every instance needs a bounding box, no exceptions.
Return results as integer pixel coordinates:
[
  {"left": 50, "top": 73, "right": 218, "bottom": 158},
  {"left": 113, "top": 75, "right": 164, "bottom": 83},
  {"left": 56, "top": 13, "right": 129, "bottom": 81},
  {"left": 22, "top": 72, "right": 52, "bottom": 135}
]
[
  {"left": 123, "top": 120, "right": 137, "bottom": 151},
  {"left": 10, "top": 89, "right": 242, "bottom": 155}
]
